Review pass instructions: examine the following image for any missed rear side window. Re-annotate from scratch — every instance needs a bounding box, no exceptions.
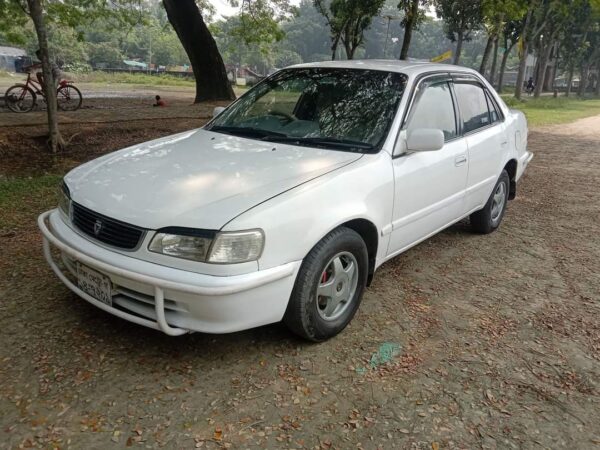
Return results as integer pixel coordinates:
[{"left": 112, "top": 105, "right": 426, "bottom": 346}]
[
  {"left": 454, "top": 82, "right": 491, "bottom": 133},
  {"left": 406, "top": 81, "right": 457, "bottom": 141},
  {"left": 486, "top": 91, "right": 502, "bottom": 124}
]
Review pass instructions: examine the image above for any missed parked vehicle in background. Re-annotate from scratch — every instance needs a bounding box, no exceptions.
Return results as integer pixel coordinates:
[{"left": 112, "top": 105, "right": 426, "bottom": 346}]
[
  {"left": 5, "top": 67, "right": 82, "bottom": 113},
  {"left": 38, "top": 60, "right": 532, "bottom": 341}
]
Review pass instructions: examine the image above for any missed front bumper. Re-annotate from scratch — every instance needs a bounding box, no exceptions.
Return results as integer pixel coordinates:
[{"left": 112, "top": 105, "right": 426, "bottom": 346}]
[{"left": 38, "top": 210, "right": 301, "bottom": 335}]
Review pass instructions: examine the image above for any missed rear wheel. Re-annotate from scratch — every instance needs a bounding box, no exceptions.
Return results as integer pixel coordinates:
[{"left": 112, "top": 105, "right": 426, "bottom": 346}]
[
  {"left": 470, "top": 170, "right": 510, "bottom": 234},
  {"left": 56, "top": 84, "right": 82, "bottom": 111},
  {"left": 5, "top": 84, "right": 36, "bottom": 113},
  {"left": 284, "top": 227, "right": 368, "bottom": 341}
]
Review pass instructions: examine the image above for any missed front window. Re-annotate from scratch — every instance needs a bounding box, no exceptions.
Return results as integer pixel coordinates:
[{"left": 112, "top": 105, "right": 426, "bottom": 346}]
[
  {"left": 207, "top": 68, "right": 408, "bottom": 153},
  {"left": 406, "top": 80, "right": 457, "bottom": 141}
]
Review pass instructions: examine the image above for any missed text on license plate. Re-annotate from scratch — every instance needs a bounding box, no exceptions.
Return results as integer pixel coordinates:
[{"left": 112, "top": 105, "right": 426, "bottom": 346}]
[{"left": 76, "top": 262, "right": 112, "bottom": 306}]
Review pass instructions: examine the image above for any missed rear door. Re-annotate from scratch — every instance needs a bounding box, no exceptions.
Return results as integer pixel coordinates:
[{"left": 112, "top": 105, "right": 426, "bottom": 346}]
[{"left": 452, "top": 76, "right": 508, "bottom": 212}]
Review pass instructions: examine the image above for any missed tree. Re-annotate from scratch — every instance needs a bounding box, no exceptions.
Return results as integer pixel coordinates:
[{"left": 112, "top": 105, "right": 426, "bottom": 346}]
[
  {"left": 573, "top": 1, "right": 600, "bottom": 96},
  {"left": 435, "top": 0, "right": 484, "bottom": 65},
  {"left": 496, "top": 20, "right": 522, "bottom": 91},
  {"left": 279, "top": 0, "right": 330, "bottom": 62},
  {"left": 477, "top": 0, "right": 527, "bottom": 82},
  {"left": 314, "top": 0, "right": 346, "bottom": 59},
  {"left": 0, "top": 0, "right": 145, "bottom": 151},
  {"left": 531, "top": 1, "right": 573, "bottom": 97},
  {"left": 398, "top": 0, "right": 428, "bottom": 60},
  {"left": 514, "top": 0, "right": 543, "bottom": 99},
  {"left": 27, "top": 0, "right": 64, "bottom": 151},
  {"left": 314, "top": 0, "right": 386, "bottom": 60},
  {"left": 163, "top": 0, "right": 234, "bottom": 102}
]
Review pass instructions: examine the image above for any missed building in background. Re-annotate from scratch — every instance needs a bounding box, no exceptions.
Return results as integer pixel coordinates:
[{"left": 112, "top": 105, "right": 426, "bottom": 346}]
[{"left": 0, "top": 46, "right": 27, "bottom": 72}]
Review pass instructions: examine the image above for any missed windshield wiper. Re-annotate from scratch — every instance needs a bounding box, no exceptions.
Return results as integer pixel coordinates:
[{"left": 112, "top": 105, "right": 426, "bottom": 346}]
[
  {"left": 262, "top": 136, "right": 374, "bottom": 151},
  {"left": 210, "top": 125, "right": 287, "bottom": 139}
]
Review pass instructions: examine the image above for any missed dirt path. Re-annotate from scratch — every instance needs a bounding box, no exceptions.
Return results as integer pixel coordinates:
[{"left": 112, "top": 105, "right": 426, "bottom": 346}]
[{"left": 1, "top": 115, "right": 599, "bottom": 449}]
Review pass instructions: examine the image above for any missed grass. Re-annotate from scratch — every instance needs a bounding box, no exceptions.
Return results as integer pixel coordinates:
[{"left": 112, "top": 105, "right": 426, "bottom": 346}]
[
  {"left": 68, "top": 71, "right": 197, "bottom": 87},
  {"left": 0, "top": 175, "right": 62, "bottom": 230},
  {"left": 503, "top": 96, "right": 600, "bottom": 127}
]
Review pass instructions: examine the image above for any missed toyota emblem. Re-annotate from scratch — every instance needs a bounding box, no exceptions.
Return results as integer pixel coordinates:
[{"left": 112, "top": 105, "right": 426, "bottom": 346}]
[{"left": 94, "top": 219, "right": 102, "bottom": 236}]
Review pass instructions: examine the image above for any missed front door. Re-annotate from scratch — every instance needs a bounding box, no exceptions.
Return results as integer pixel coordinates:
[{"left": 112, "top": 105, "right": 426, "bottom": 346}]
[{"left": 387, "top": 76, "right": 469, "bottom": 257}]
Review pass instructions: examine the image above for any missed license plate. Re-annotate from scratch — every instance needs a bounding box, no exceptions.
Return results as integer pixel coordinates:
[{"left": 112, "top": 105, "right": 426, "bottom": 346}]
[{"left": 76, "top": 262, "right": 113, "bottom": 306}]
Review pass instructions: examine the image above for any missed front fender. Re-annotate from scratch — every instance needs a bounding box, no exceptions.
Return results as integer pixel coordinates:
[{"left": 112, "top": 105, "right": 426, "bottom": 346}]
[{"left": 223, "top": 152, "right": 395, "bottom": 271}]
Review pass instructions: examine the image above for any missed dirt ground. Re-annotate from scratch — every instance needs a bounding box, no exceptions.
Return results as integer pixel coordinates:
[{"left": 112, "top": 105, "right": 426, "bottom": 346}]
[{"left": 0, "top": 97, "right": 599, "bottom": 449}]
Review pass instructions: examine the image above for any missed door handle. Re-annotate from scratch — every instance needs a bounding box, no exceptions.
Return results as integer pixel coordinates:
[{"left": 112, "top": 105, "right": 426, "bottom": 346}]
[
  {"left": 455, "top": 155, "right": 467, "bottom": 167},
  {"left": 501, "top": 141, "right": 509, "bottom": 147}
]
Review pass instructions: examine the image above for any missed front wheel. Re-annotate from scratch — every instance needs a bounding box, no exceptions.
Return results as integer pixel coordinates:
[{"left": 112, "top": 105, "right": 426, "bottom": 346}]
[
  {"left": 470, "top": 170, "right": 510, "bottom": 234},
  {"left": 56, "top": 84, "right": 82, "bottom": 111},
  {"left": 5, "top": 84, "right": 36, "bottom": 113},
  {"left": 284, "top": 227, "right": 368, "bottom": 342}
]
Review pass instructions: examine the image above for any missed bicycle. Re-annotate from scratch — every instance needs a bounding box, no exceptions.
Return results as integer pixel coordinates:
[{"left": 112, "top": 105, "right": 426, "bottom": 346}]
[{"left": 4, "top": 68, "right": 82, "bottom": 113}]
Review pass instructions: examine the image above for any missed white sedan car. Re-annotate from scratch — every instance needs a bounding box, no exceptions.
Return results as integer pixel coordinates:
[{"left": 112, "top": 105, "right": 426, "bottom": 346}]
[{"left": 39, "top": 60, "right": 532, "bottom": 341}]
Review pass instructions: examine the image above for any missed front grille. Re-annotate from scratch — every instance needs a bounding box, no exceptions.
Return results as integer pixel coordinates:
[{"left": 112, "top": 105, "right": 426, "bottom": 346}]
[{"left": 72, "top": 203, "right": 145, "bottom": 250}]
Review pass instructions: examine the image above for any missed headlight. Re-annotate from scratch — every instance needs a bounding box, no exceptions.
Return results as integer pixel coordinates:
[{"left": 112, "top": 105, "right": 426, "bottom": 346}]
[
  {"left": 208, "top": 230, "right": 264, "bottom": 264},
  {"left": 149, "top": 231, "right": 213, "bottom": 262},
  {"left": 58, "top": 182, "right": 71, "bottom": 217},
  {"left": 149, "top": 229, "right": 264, "bottom": 264}
]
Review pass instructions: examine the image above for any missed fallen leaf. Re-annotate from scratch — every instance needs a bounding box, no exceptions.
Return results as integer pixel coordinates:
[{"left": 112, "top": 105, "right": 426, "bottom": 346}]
[{"left": 214, "top": 427, "right": 223, "bottom": 441}]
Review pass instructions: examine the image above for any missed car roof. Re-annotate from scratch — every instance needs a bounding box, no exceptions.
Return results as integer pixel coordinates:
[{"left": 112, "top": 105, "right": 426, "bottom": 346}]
[{"left": 287, "top": 59, "right": 480, "bottom": 78}]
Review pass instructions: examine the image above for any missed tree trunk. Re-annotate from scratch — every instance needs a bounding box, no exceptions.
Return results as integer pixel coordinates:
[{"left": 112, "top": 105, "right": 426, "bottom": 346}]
[
  {"left": 343, "top": 39, "right": 352, "bottom": 60},
  {"left": 489, "top": 35, "right": 500, "bottom": 86},
  {"left": 399, "top": 0, "right": 419, "bottom": 60},
  {"left": 497, "top": 41, "right": 515, "bottom": 92},
  {"left": 26, "top": 0, "right": 64, "bottom": 152},
  {"left": 331, "top": 34, "right": 341, "bottom": 60},
  {"left": 595, "top": 61, "right": 600, "bottom": 97},
  {"left": 515, "top": 9, "right": 533, "bottom": 100},
  {"left": 454, "top": 31, "right": 464, "bottom": 65},
  {"left": 578, "top": 63, "right": 590, "bottom": 97},
  {"left": 479, "top": 33, "right": 494, "bottom": 76},
  {"left": 565, "top": 65, "right": 574, "bottom": 97},
  {"left": 534, "top": 40, "right": 553, "bottom": 97},
  {"left": 163, "top": 0, "right": 234, "bottom": 102},
  {"left": 515, "top": 42, "right": 528, "bottom": 100}
]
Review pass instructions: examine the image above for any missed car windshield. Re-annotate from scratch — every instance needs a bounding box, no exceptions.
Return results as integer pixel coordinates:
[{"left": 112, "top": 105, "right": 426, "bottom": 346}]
[{"left": 207, "top": 68, "right": 408, "bottom": 153}]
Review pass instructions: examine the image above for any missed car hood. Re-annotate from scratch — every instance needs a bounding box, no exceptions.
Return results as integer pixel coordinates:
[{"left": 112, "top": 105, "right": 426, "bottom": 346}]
[{"left": 66, "top": 129, "right": 361, "bottom": 230}]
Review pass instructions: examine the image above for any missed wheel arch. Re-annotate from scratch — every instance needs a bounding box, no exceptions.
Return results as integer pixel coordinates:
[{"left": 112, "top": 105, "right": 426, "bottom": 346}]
[
  {"left": 504, "top": 159, "right": 518, "bottom": 200},
  {"left": 339, "top": 218, "right": 379, "bottom": 286}
]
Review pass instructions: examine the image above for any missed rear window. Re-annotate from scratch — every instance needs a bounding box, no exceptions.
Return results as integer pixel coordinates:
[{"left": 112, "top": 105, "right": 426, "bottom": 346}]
[{"left": 454, "top": 82, "right": 491, "bottom": 134}]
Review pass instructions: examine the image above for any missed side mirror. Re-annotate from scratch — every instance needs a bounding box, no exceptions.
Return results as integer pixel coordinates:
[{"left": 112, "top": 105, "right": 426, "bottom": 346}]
[
  {"left": 406, "top": 128, "right": 445, "bottom": 152},
  {"left": 212, "top": 106, "right": 226, "bottom": 118}
]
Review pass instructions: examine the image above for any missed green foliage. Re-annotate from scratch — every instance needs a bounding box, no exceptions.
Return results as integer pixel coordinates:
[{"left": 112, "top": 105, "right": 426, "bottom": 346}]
[
  {"left": 435, "top": 0, "right": 483, "bottom": 43},
  {"left": 87, "top": 41, "right": 124, "bottom": 68},
  {"left": 0, "top": 1, "right": 191, "bottom": 69},
  {"left": 314, "top": 0, "right": 386, "bottom": 58},
  {"left": 277, "top": 0, "right": 330, "bottom": 61},
  {"left": 231, "top": 0, "right": 292, "bottom": 49},
  {"left": 398, "top": 0, "right": 429, "bottom": 30}
]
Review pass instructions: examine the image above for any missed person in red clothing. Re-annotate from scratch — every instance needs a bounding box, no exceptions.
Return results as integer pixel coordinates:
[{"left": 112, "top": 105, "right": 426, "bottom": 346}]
[{"left": 153, "top": 95, "right": 167, "bottom": 107}]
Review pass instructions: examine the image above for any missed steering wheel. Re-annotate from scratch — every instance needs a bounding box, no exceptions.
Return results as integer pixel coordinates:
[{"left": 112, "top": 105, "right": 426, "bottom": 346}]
[{"left": 268, "top": 110, "right": 296, "bottom": 123}]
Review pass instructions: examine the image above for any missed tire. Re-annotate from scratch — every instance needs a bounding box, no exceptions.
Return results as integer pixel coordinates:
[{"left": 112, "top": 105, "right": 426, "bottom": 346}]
[
  {"left": 5, "top": 84, "right": 36, "bottom": 113},
  {"left": 56, "top": 84, "right": 82, "bottom": 111},
  {"left": 284, "top": 227, "right": 369, "bottom": 342},
  {"left": 470, "top": 170, "right": 510, "bottom": 234}
]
